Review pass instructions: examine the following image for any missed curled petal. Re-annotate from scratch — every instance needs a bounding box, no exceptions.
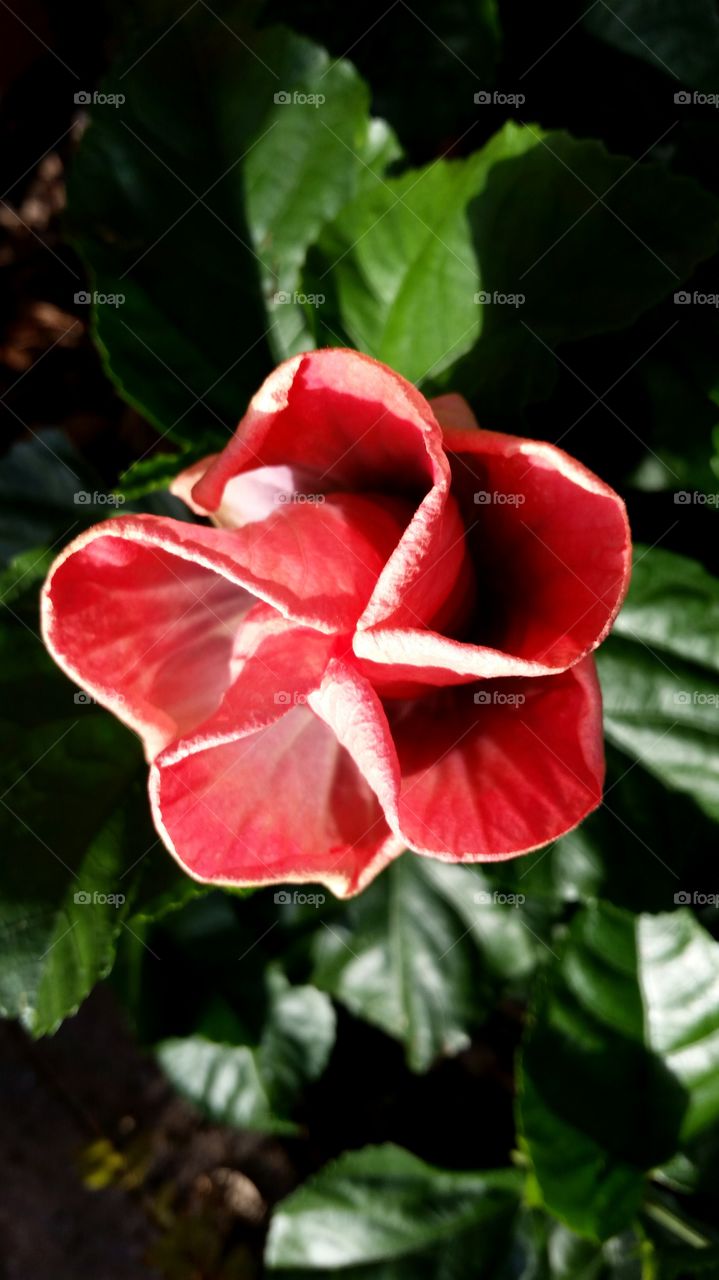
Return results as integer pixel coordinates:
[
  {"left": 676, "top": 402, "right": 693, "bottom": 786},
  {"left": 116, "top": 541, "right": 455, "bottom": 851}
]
[
  {"left": 192, "top": 348, "right": 475, "bottom": 648},
  {"left": 151, "top": 650, "right": 404, "bottom": 898},
  {"left": 44, "top": 491, "right": 407, "bottom": 737},
  {"left": 387, "top": 657, "right": 604, "bottom": 859},
  {"left": 357, "top": 421, "right": 631, "bottom": 689},
  {"left": 180, "top": 601, "right": 339, "bottom": 742},
  {"left": 41, "top": 516, "right": 254, "bottom": 760},
  {"left": 357, "top": 489, "right": 475, "bottom": 643},
  {"left": 192, "top": 348, "right": 447, "bottom": 512},
  {"left": 443, "top": 426, "right": 631, "bottom": 671},
  {"left": 169, "top": 454, "right": 218, "bottom": 516},
  {"left": 172, "top": 456, "right": 336, "bottom": 530}
]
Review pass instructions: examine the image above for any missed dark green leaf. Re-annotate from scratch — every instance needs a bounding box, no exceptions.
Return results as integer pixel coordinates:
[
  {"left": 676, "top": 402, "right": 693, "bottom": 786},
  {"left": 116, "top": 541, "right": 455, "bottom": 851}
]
[
  {"left": 312, "top": 852, "right": 540, "bottom": 1072},
  {"left": 0, "top": 430, "right": 89, "bottom": 565},
  {"left": 157, "top": 968, "right": 335, "bottom": 1133},
  {"left": 0, "top": 433, "right": 200, "bottom": 1033},
  {"left": 265, "top": 1143, "right": 523, "bottom": 1272},
  {"left": 314, "top": 122, "right": 719, "bottom": 413},
  {"left": 519, "top": 902, "right": 719, "bottom": 1240},
  {"left": 265, "top": 0, "right": 501, "bottom": 160},
  {"left": 586, "top": 0, "right": 719, "bottom": 91},
  {"left": 0, "top": 629, "right": 153, "bottom": 1036},
  {"left": 597, "top": 545, "right": 719, "bottom": 822},
  {"left": 68, "top": 16, "right": 388, "bottom": 442},
  {"left": 504, "top": 744, "right": 716, "bottom": 916}
]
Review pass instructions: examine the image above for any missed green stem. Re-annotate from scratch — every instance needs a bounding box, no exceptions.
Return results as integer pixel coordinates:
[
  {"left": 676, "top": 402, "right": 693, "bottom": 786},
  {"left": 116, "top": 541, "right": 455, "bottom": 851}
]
[{"left": 645, "top": 1198, "right": 711, "bottom": 1249}]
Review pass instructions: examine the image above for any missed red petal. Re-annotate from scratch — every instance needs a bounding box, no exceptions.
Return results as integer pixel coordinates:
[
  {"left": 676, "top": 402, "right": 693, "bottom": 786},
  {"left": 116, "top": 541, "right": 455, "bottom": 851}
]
[
  {"left": 192, "top": 349, "right": 447, "bottom": 511},
  {"left": 151, "top": 652, "right": 404, "bottom": 898},
  {"left": 357, "top": 422, "right": 631, "bottom": 689},
  {"left": 44, "top": 490, "right": 406, "bottom": 703},
  {"left": 169, "top": 454, "right": 218, "bottom": 516},
  {"left": 193, "top": 348, "right": 474, "bottom": 647},
  {"left": 387, "top": 657, "right": 604, "bottom": 859},
  {"left": 173, "top": 600, "right": 337, "bottom": 743},
  {"left": 42, "top": 516, "right": 254, "bottom": 760},
  {"left": 173, "top": 456, "right": 341, "bottom": 530},
  {"left": 357, "top": 489, "right": 475, "bottom": 638},
  {"left": 444, "top": 426, "right": 632, "bottom": 670}
]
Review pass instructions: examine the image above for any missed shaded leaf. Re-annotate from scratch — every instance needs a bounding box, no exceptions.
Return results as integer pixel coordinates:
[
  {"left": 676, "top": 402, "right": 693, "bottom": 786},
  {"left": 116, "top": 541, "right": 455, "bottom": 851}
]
[
  {"left": 157, "top": 969, "right": 335, "bottom": 1133},
  {"left": 265, "top": 1144, "right": 523, "bottom": 1273},
  {"left": 597, "top": 545, "right": 719, "bottom": 821},
  {"left": 313, "top": 852, "right": 540, "bottom": 1072},
  {"left": 519, "top": 902, "right": 719, "bottom": 1240}
]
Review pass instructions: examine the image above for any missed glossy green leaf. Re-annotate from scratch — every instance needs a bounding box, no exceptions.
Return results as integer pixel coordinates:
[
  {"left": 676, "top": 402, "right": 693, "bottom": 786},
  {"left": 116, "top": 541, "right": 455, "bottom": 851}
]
[
  {"left": 312, "top": 852, "right": 540, "bottom": 1072},
  {"left": 642, "top": 1190, "right": 719, "bottom": 1276},
  {"left": 157, "top": 969, "right": 335, "bottom": 1133},
  {"left": 543, "top": 1221, "right": 649, "bottom": 1280},
  {"left": 0, "top": 627, "right": 153, "bottom": 1036},
  {"left": 313, "top": 121, "right": 719, "bottom": 411},
  {"left": 265, "top": 1144, "right": 523, "bottom": 1272},
  {"left": 519, "top": 902, "right": 719, "bottom": 1240},
  {"left": 68, "top": 15, "right": 390, "bottom": 443},
  {"left": 0, "top": 430, "right": 202, "bottom": 1033},
  {"left": 626, "top": 303, "right": 719, "bottom": 495},
  {"left": 502, "top": 743, "right": 717, "bottom": 917},
  {"left": 597, "top": 545, "right": 719, "bottom": 822},
  {"left": 266, "top": 0, "right": 501, "bottom": 159}
]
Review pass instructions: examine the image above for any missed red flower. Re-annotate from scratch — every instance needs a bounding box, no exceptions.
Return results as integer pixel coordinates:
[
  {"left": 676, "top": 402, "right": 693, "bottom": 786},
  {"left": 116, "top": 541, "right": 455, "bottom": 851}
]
[{"left": 42, "top": 350, "right": 631, "bottom": 897}]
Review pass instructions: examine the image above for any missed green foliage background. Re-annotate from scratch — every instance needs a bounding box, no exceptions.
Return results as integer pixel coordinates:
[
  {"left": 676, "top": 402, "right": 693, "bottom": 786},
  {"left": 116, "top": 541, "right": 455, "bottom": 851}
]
[{"left": 3, "top": 1, "right": 719, "bottom": 1273}]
